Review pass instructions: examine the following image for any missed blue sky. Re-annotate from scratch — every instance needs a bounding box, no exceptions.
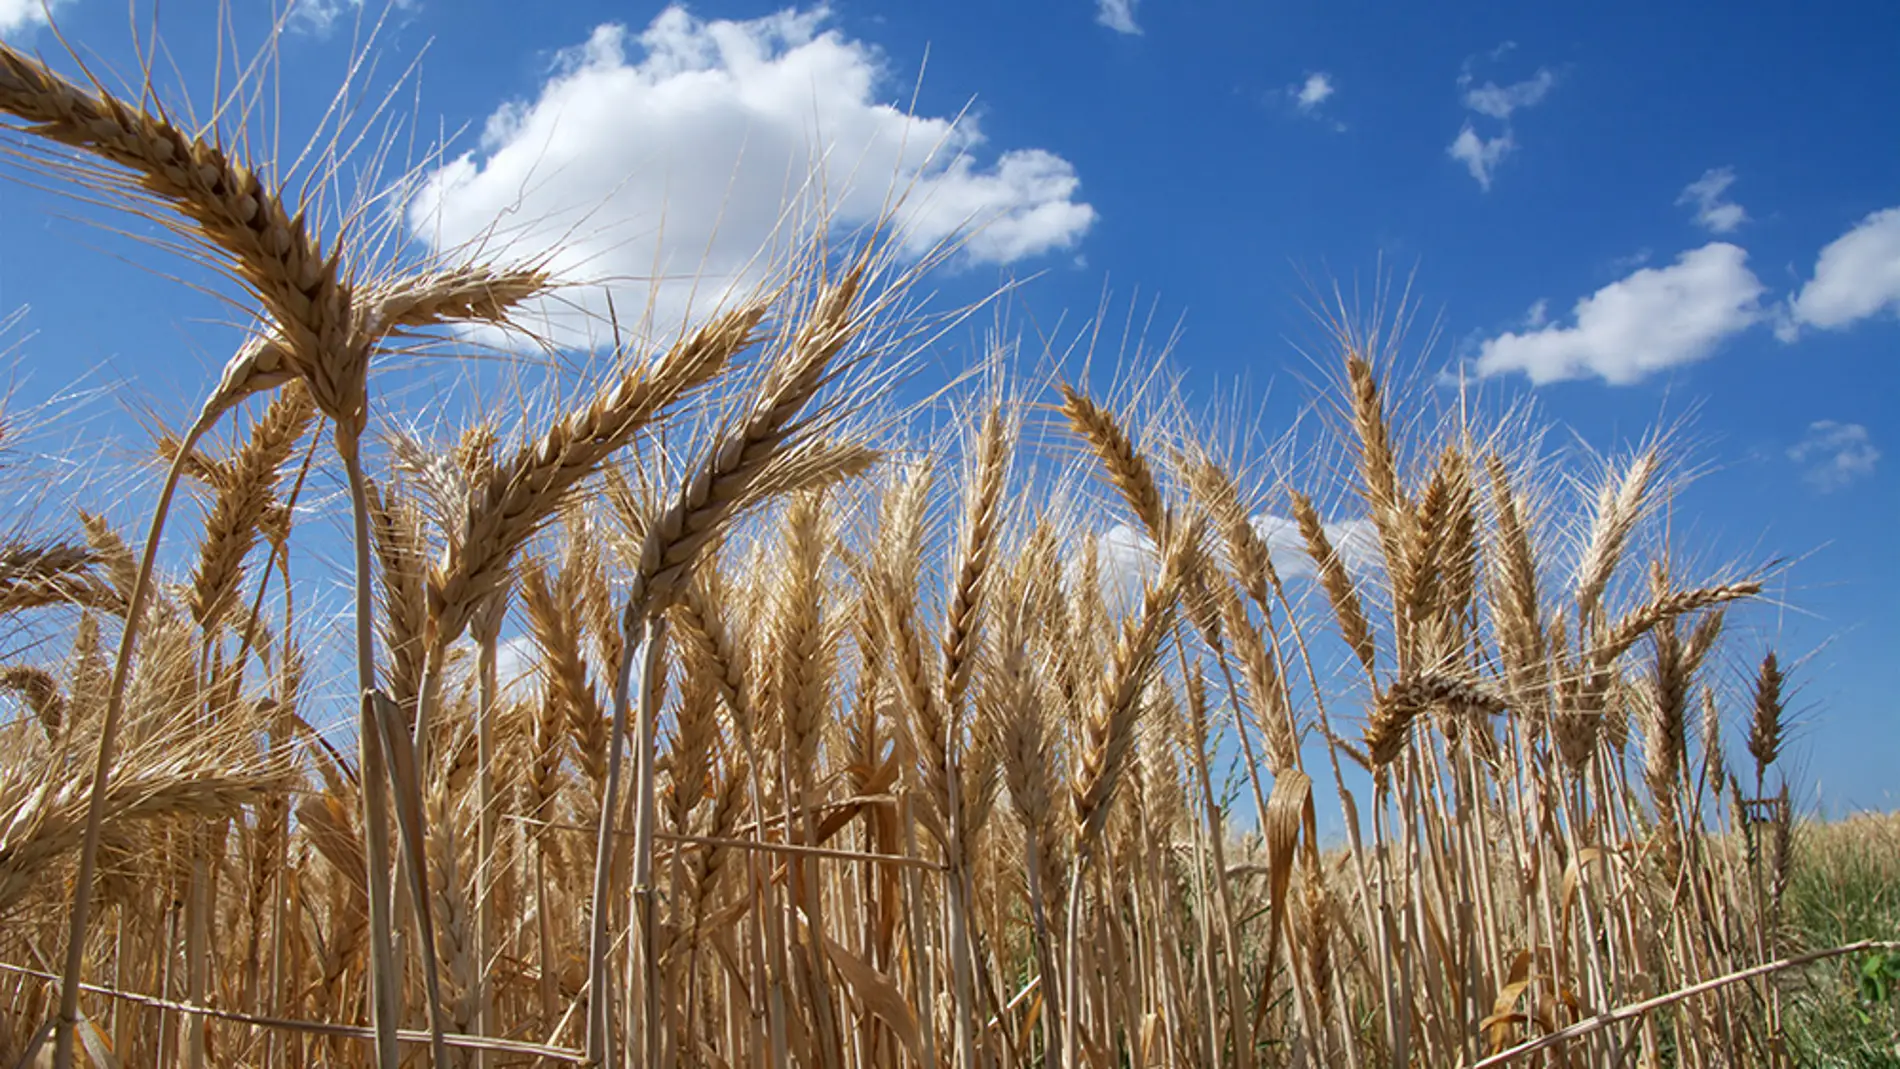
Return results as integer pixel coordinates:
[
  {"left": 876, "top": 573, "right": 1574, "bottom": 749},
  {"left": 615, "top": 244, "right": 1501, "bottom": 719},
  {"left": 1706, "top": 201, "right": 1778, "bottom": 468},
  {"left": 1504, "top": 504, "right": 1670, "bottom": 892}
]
[{"left": 1, "top": 0, "right": 1895, "bottom": 811}]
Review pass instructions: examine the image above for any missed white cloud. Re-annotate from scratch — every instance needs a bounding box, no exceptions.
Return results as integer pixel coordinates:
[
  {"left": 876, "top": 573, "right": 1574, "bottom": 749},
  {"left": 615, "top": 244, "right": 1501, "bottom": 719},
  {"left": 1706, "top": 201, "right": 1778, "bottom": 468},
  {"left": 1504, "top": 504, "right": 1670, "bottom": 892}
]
[
  {"left": 1523, "top": 298, "right": 1550, "bottom": 329},
  {"left": 1096, "top": 0, "right": 1141, "bottom": 34},
  {"left": 1294, "top": 73, "right": 1335, "bottom": 111},
  {"left": 1474, "top": 243, "right": 1765, "bottom": 385},
  {"left": 1788, "top": 421, "right": 1879, "bottom": 492},
  {"left": 1678, "top": 167, "right": 1748, "bottom": 234},
  {"left": 1447, "top": 124, "right": 1515, "bottom": 191},
  {"left": 407, "top": 7, "right": 1096, "bottom": 346},
  {"left": 1780, "top": 207, "right": 1900, "bottom": 340},
  {"left": 0, "top": 0, "right": 65, "bottom": 35},
  {"left": 1460, "top": 67, "right": 1556, "bottom": 119}
]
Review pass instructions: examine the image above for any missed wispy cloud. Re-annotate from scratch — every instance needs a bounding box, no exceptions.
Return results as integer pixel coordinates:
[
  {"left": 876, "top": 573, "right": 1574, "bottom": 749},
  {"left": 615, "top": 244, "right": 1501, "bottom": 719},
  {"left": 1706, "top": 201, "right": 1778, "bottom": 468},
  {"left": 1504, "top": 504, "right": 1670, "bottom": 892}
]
[
  {"left": 1448, "top": 49, "right": 1558, "bottom": 190},
  {"left": 1777, "top": 206, "right": 1900, "bottom": 341},
  {"left": 1789, "top": 421, "right": 1880, "bottom": 492},
  {"left": 1473, "top": 243, "right": 1765, "bottom": 384},
  {"left": 407, "top": 6, "right": 1096, "bottom": 347},
  {"left": 1678, "top": 167, "right": 1748, "bottom": 234},
  {"left": 1096, "top": 0, "right": 1141, "bottom": 35},
  {"left": 1461, "top": 67, "right": 1556, "bottom": 119}
]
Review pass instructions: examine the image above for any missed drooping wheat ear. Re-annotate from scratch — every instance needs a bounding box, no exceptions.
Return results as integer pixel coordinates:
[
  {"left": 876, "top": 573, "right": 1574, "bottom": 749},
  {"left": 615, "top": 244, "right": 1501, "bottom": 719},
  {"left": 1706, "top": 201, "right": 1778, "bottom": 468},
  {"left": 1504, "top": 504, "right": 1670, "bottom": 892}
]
[
  {"left": 1575, "top": 449, "right": 1658, "bottom": 627},
  {"left": 0, "top": 665, "right": 66, "bottom": 739},
  {"left": 1748, "top": 651, "right": 1785, "bottom": 778},
  {"left": 431, "top": 301, "right": 766, "bottom": 648},
  {"left": 1290, "top": 491, "right": 1376, "bottom": 680},
  {"left": 0, "top": 45, "right": 360, "bottom": 425},
  {"left": 0, "top": 539, "right": 109, "bottom": 615},
  {"left": 366, "top": 479, "right": 429, "bottom": 726},
  {"left": 0, "top": 760, "right": 285, "bottom": 914},
  {"left": 1072, "top": 521, "right": 1197, "bottom": 851},
  {"left": 187, "top": 382, "right": 316, "bottom": 630},
  {"left": 942, "top": 402, "right": 1011, "bottom": 721},
  {"left": 1593, "top": 582, "right": 1760, "bottom": 670},
  {"left": 521, "top": 561, "right": 608, "bottom": 804},
  {"left": 626, "top": 266, "right": 868, "bottom": 618},
  {"left": 1362, "top": 673, "right": 1504, "bottom": 767},
  {"left": 1185, "top": 452, "right": 1281, "bottom": 608}
]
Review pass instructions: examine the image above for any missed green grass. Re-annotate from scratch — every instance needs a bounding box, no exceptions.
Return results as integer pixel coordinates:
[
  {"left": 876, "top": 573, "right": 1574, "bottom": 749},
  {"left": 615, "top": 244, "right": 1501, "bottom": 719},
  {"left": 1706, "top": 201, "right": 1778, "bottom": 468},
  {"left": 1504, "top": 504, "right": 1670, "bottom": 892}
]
[{"left": 1783, "top": 811, "right": 1900, "bottom": 1067}]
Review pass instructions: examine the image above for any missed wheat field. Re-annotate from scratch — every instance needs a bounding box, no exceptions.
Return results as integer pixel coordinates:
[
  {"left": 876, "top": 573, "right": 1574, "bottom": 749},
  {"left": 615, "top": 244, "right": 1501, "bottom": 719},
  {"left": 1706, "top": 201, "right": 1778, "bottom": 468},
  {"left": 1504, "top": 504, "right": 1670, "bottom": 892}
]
[{"left": 0, "top": 14, "right": 1892, "bottom": 1069}]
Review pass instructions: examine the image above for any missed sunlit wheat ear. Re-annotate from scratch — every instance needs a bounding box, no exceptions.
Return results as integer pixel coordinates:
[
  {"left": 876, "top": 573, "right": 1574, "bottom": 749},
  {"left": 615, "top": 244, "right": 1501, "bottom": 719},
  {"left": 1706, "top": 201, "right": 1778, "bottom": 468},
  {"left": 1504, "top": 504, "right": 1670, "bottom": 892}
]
[
  {"left": 625, "top": 265, "right": 870, "bottom": 617},
  {"left": 1363, "top": 674, "right": 1504, "bottom": 768},
  {"left": 1748, "top": 651, "right": 1785, "bottom": 780},
  {"left": 77, "top": 512, "right": 138, "bottom": 609},
  {"left": 187, "top": 383, "right": 316, "bottom": 631},
  {"left": 1290, "top": 490, "right": 1377, "bottom": 681},
  {"left": 1071, "top": 520, "right": 1199, "bottom": 851},
  {"left": 429, "top": 300, "right": 767, "bottom": 649},
  {"left": 1342, "top": 352, "right": 1406, "bottom": 557},
  {"left": 941, "top": 402, "right": 1011, "bottom": 722},
  {"left": 0, "top": 539, "right": 114, "bottom": 615},
  {"left": 367, "top": 480, "right": 430, "bottom": 722},
  {"left": 1184, "top": 451, "right": 1282, "bottom": 607},
  {"left": 522, "top": 560, "right": 608, "bottom": 804},
  {"left": 1058, "top": 384, "right": 1170, "bottom": 541},
  {"left": 0, "top": 44, "right": 362, "bottom": 427},
  {"left": 364, "top": 261, "right": 554, "bottom": 335},
  {"left": 1575, "top": 448, "right": 1659, "bottom": 627},
  {"left": 1592, "top": 582, "right": 1761, "bottom": 670},
  {"left": 0, "top": 665, "right": 66, "bottom": 740}
]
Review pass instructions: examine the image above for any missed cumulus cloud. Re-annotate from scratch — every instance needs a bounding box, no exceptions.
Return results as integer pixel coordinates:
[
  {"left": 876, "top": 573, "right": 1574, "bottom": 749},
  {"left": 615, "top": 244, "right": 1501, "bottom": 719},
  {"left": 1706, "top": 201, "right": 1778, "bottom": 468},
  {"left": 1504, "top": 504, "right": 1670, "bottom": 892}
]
[
  {"left": 1788, "top": 421, "right": 1879, "bottom": 492},
  {"left": 1096, "top": 0, "right": 1141, "bottom": 34},
  {"left": 1779, "top": 207, "right": 1900, "bottom": 340},
  {"left": 1677, "top": 167, "right": 1748, "bottom": 235},
  {"left": 1474, "top": 243, "right": 1765, "bottom": 385},
  {"left": 1448, "top": 52, "right": 1556, "bottom": 190},
  {"left": 0, "top": 0, "right": 65, "bottom": 35},
  {"left": 406, "top": 7, "right": 1096, "bottom": 346},
  {"left": 1448, "top": 124, "right": 1515, "bottom": 191}
]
